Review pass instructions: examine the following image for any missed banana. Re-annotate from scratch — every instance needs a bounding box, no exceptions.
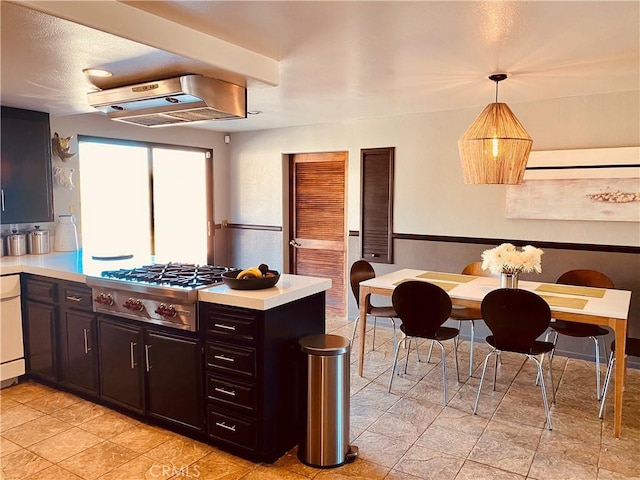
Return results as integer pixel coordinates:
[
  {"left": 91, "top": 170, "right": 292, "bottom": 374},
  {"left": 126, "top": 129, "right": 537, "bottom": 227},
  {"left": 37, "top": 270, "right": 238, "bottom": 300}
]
[{"left": 237, "top": 266, "right": 263, "bottom": 279}]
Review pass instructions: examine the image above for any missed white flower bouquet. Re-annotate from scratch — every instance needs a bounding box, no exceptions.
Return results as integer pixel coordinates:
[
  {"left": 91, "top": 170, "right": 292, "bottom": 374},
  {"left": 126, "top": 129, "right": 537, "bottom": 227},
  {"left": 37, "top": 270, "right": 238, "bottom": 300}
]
[{"left": 481, "top": 243, "right": 544, "bottom": 275}]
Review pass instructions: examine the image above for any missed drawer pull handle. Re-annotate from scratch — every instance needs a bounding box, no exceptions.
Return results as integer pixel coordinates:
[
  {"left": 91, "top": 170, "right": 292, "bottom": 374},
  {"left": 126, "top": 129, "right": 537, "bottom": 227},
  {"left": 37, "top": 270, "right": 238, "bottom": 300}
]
[
  {"left": 83, "top": 328, "right": 91, "bottom": 353},
  {"left": 130, "top": 342, "right": 137, "bottom": 369},
  {"left": 145, "top": 344, "right": 151, "bottom": 372},
  {"left": 214, "top": 323, "right": 236, "bottom": 331},
  {"left": 214, "top": 354, "right": 235, "bottom": 363},
  {"left": 215, "top": 421, "right": 237, "bottom": 432},
  {"left": 214, "top": 387, "right": 236, "bottom": 397},
  {"left": 66, "top": 295, "right": 83, "bottom": 302}
]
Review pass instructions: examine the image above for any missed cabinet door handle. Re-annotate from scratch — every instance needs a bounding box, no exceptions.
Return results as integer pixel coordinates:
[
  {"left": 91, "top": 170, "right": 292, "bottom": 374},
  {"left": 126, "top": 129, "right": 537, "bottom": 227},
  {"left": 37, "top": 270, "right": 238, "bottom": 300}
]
[
  {"left": 130, "top": 342, "right": 137, "bottom": 369},
  {"left": 215, "top": 421, "right": 237, "bottom": 432},
  {"left": 145, "top": 344, "right": 151, "bottom": 372},
  {"left": 214, "top": 387, "right": 236, "bottom": 397},
  {"left": 214, "top": 354, "right": 235, "bottom": 363},
  {"left": 1, "top": 189, "right": 4, "bottom": 211},
  {"left": 214, "top": 323, "right": 236, "bottom": 331},
  {"left": 66, "top": 295, "right": 83, "bottom": 302},
  {"left": 83, "top": 328, "right": 91, "bottom": 353}
]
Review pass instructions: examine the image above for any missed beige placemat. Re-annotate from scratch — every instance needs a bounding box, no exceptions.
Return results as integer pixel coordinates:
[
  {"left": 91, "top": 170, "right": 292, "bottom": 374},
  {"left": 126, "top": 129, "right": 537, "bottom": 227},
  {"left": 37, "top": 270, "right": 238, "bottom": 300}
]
[
  {"left": 393, "top": 278, "right": 458, "bottom": 292},
  {"left": 539, "top": 295, "right": 588, "bottom": 310},
  {"left": 536, "top": 283, "right": 606, "bottom": 298},
  {"left": 417, "top": 272, "right": 476, "bottom": 283}
]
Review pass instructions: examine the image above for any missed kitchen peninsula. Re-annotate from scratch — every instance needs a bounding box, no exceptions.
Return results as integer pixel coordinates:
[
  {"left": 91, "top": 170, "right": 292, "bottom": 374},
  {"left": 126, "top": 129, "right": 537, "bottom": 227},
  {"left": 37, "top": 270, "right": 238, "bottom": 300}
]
[{"left": 0, "top": 251, "right": 331, "bottom": 462}]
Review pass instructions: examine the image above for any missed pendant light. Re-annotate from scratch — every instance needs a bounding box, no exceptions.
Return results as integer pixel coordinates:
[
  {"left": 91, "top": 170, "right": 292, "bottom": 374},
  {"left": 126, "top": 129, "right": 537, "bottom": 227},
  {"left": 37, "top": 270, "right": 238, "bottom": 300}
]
[{"left": 458, "top": 74, "right": 532, "bottom": 185}]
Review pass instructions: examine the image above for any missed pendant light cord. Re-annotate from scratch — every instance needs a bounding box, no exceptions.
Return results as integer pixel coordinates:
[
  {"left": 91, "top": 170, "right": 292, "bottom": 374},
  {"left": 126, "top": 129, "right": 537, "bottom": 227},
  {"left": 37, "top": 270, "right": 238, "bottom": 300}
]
[{"left": 495, "top": 80, "right": 499, "bottom": 103}]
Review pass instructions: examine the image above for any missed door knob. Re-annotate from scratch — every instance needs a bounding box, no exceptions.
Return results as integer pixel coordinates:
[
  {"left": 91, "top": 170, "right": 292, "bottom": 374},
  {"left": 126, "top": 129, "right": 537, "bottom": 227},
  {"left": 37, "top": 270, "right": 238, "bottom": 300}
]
[{"left": 289, "top": 239, "right": 301, "bottom": 247}]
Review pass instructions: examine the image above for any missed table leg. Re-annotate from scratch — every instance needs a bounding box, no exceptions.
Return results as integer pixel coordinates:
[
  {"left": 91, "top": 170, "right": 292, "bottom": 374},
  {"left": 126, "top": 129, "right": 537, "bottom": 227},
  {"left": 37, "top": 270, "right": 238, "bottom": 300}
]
[
  {"left": 613, "top": 318, "right": 626, "bottom": 438},
  {"left": 358, "top": 285, "right": 371, "bottom": 377}
]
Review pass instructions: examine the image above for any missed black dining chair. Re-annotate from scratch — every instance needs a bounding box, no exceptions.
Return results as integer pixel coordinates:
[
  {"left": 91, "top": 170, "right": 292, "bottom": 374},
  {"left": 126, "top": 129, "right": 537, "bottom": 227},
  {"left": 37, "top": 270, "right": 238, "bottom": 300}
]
[
  {"left": 543, "top": 269, "right": 614, "bottom": 400},
  {"left": 350, "top": 260, "right": 399, "bottom": 350},
  {"left": 388, "top": 280, "right": 459, "bottom": 405},
  {"left": 473, "top": 288, "right": 555, "bottom": 430},
  {"left": 448, "top": 261, "right": 497, "bottom": 377},
  {"left": 598, "top": 337, "right": 640, "bottom": 419}
]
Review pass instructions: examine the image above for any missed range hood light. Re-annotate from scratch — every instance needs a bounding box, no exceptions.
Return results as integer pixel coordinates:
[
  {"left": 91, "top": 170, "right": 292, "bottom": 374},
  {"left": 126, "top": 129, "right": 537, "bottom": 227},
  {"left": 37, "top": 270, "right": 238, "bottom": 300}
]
[{"left": 82, "top": 68, "right": 112, "bottom": 78}]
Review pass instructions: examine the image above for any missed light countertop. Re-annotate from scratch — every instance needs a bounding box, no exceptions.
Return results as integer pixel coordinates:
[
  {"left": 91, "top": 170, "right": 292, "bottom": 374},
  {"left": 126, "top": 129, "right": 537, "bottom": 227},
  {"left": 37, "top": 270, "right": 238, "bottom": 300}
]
[{"left": 0, "top": 251, "right": 331, "bottom": 310}]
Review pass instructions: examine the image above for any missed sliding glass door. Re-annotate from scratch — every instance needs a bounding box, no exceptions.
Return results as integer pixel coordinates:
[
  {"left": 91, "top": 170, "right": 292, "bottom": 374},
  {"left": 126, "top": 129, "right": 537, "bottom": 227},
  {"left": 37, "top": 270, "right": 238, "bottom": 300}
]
[{"left": 79, "top": 137, "right": 212, "bottom": 264}]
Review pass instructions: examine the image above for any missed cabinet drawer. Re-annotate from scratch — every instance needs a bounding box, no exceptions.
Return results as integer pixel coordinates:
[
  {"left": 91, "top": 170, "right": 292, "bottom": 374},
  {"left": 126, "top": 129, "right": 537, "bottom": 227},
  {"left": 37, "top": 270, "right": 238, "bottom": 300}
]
[
  {"left": 207, "top": 406, "right": 256, "bottom": 451},
  {"left": 203, "top": 304, "right": 258, "bottom": 343},
  {"left": 25, "top": 278, "right": 57, "bottom": 303},
  {"left": 207, "top": 374, "right": 255, "bottom": 414},
  {"left": 206, "top": 342, "right": 256, "bottom": 379},
  {"left": 61, "top": 283, "right": 93, "bottom": 311}
]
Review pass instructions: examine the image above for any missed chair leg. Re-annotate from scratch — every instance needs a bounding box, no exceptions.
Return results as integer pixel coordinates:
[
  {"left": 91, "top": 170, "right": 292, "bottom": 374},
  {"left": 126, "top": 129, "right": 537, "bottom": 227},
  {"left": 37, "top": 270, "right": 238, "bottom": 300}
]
[
  {"left": 390, "top": 318, "right": 397, "bottom": 349},
  {"left": 452, "top": 335, "right": 460, "bottom": 384},
  {"left": 351, "top": 315, "right": 360, "bottom": 345},
  {"left": 436, "top": 340, "right": 448, "bottom": 406},
  {"left": 536, "top": 330, "right": 558, "bottom": 386},
  {"left": 469, "top": 320, "right": 475, "bottom": 377},
  {"left": 531, "top": 355, "right": 553, "bottom": 430},
  {"left": 426, "top": 340, "right": 434, "bottom": 363},
  {"left": 403, "top": 337, "right": 413, "bottom": 374},
  {"left": 388, "top": 336, "right": 402, "bottom": 392},
  {"left": 598, "top": 351, "right": 615, "bottom": 419},
  {"left": 372, "top": 317, "right": 378, "bottom": 350},
  {"left": 492, "top": 352, "right": 499, "bottom": 391},
  {"left": 474, "top": 350, "right": 495, "bottom": 414},
  {"left": 591, "top": 336, "right": 602, "bottom": 400}
]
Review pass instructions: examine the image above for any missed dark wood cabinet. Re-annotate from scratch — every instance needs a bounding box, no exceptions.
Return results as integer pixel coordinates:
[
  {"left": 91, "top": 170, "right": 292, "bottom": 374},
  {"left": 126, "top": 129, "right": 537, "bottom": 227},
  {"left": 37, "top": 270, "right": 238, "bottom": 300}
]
[
  {"left": 59, "top": 310, "right": 98, "bottom": 394},
  {"left": 97, "top": 317, "right": 203, "bottom": 431},
  {"left": 24, "top": 301, "right": 57, "bottom": 382},
  {"left": 58, "top": 282, "right": 98, "bottom": 395},
  {"left": 23, "top": 277, "right": 58, "bottom": 382},
  {"left": 200, "top": 292, "right": 325, "bottom": 462},
  {"left": 146, "top": 330, "right": 203, "bottom": 431},
  {"left": 0, "top": 106, "right": 54, "bottom": 224},
  {"left": 98, "top": 317, "right": 144, "bottom": 412}
]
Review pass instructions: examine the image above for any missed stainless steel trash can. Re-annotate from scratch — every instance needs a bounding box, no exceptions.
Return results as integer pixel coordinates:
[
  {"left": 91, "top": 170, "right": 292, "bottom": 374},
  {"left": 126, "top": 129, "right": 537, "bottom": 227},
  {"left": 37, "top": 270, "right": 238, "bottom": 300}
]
[{"left": 298, "top": 334, "right": 357, "bottom": 468}]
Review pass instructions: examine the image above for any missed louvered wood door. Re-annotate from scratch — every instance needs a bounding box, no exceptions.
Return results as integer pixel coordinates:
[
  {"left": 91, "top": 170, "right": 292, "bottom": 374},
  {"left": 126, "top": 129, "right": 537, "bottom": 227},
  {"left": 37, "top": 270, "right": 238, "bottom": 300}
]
[{"left": 290, "top": 152, "right": 347, "bottom": 317}]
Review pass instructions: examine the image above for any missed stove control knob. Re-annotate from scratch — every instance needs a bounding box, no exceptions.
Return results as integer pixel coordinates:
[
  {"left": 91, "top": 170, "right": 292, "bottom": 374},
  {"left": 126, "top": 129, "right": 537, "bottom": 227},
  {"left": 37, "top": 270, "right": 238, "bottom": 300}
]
[
  {"left": 124, "top": 298, "right": 145, "bottom": 311},
  {"left": 95, "top": 293, "right": 114, "bottom": 306},
  {"left": 155, "top": 303, "right": 177, "bottom": 318}
]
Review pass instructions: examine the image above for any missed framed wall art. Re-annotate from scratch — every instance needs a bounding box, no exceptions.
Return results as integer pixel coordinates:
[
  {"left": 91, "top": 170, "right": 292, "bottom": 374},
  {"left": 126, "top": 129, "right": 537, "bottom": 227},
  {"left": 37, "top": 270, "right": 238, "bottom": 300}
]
[{"left": 506, "top": 147, "right": 640, "bottom": 222}]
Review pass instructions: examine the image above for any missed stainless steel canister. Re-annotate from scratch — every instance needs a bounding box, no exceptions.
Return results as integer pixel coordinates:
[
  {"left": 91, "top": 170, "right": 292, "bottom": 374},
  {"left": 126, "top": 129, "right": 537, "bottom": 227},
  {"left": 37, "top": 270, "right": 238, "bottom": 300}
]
[
  {"left": 27, "top": 226, "right": 50, "bottom": 254},
  {"left": 6, "top": 232, "right": 27, "bottom": 256}
]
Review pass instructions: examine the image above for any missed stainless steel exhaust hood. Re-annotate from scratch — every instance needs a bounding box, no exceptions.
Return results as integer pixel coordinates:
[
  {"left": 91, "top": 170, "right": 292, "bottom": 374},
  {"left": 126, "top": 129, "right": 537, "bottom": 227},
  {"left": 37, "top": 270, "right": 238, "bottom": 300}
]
[{"left": 87, "top": 75, "right": 246, "bottom": 127}]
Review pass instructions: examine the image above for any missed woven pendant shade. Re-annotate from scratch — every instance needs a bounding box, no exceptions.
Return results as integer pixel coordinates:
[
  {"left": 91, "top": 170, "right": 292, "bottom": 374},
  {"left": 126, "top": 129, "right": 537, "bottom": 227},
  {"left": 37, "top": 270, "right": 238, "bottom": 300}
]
[{"left": 458, "top": 102, "right": 532, "bottom": 185}]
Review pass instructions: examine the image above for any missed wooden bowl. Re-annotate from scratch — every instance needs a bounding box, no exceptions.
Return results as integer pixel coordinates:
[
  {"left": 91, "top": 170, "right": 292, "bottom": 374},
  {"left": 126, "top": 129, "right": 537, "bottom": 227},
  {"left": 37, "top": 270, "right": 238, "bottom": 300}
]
[{"left": 222, "top": 270, "right": 280, "bottom": 290}]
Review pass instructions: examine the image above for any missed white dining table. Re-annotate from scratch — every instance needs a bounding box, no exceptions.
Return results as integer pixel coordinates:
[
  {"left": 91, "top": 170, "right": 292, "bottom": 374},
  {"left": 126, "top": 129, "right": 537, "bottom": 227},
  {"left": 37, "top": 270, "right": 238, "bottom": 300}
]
[{"left": 357, "top": 268, "right": 632, "bottom": 437}]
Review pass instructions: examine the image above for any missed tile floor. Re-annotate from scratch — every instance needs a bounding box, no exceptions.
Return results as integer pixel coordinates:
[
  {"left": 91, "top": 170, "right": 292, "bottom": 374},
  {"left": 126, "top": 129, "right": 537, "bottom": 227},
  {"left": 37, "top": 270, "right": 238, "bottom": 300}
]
[{"left": 1, "top": 316, "right": 639, "bottom": 480}]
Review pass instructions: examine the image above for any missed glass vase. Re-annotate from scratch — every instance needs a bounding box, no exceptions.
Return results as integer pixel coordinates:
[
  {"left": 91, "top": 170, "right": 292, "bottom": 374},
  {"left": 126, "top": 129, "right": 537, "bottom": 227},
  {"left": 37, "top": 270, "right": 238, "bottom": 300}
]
[{"left": 500, "top": 272, "right": 519, "bottom": 289}]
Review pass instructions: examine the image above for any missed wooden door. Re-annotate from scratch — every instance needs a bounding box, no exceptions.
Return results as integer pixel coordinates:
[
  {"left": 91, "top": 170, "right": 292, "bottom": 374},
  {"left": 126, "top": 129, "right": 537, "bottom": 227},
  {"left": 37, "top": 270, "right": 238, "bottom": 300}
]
[{"left": 289, "top": 152, "right": 347, "bottom": 317}]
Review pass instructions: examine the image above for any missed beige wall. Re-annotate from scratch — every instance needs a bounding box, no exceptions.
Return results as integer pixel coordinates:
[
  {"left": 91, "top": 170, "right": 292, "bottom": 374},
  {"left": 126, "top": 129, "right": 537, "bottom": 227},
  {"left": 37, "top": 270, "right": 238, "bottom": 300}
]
[{"left": 229, "top": 91, "right": 640, "bottom": 253}]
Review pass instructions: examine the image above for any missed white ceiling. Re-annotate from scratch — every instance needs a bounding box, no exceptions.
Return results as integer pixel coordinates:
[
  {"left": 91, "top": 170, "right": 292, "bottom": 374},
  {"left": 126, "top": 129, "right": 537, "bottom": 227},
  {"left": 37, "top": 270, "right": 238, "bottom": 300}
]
[{"left": 1, "top": 1, "right": 638, "bottom": 133}]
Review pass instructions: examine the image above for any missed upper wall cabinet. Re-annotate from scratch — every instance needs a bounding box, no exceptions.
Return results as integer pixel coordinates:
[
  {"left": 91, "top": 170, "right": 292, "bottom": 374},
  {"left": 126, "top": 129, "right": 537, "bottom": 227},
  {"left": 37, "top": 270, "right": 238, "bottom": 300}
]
[
  {"left": 1, "top": 106, "right": 54, "bottom": 225},
  {"left": 360, "top": 147, "right": 394, "bottom": 263}
]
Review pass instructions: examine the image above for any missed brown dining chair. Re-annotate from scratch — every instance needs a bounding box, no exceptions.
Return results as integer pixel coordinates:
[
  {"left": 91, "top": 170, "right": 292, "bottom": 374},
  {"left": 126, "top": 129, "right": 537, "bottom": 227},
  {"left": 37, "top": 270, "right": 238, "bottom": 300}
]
[
  {"left": 389, "top": 280, "right": 459, "bottom": 405},
  {"left": 350, "top": 260, "right": 399, "bottom": 350},
  {"left": 448, "top": 261, "right": 497, "bottom": 377},
  {"left": 598, "top": 337, "right": 640, "bottom": 419},
  {"left": 474, "top": 288, "right": 555, "bottom": 430},
  {"left": 544, "top": 269, "right": 614, "bottom": 400}
]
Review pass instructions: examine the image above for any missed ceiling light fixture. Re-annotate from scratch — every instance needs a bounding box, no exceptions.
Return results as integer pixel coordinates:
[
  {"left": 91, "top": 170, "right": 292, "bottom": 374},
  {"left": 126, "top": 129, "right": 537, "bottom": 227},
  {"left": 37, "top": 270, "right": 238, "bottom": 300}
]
[
  {"left": 458, "top": 73, "right": 532, "bottom": 185},
  {"left": 82, "top": 68, "right": 113, "bottom": 78}
]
